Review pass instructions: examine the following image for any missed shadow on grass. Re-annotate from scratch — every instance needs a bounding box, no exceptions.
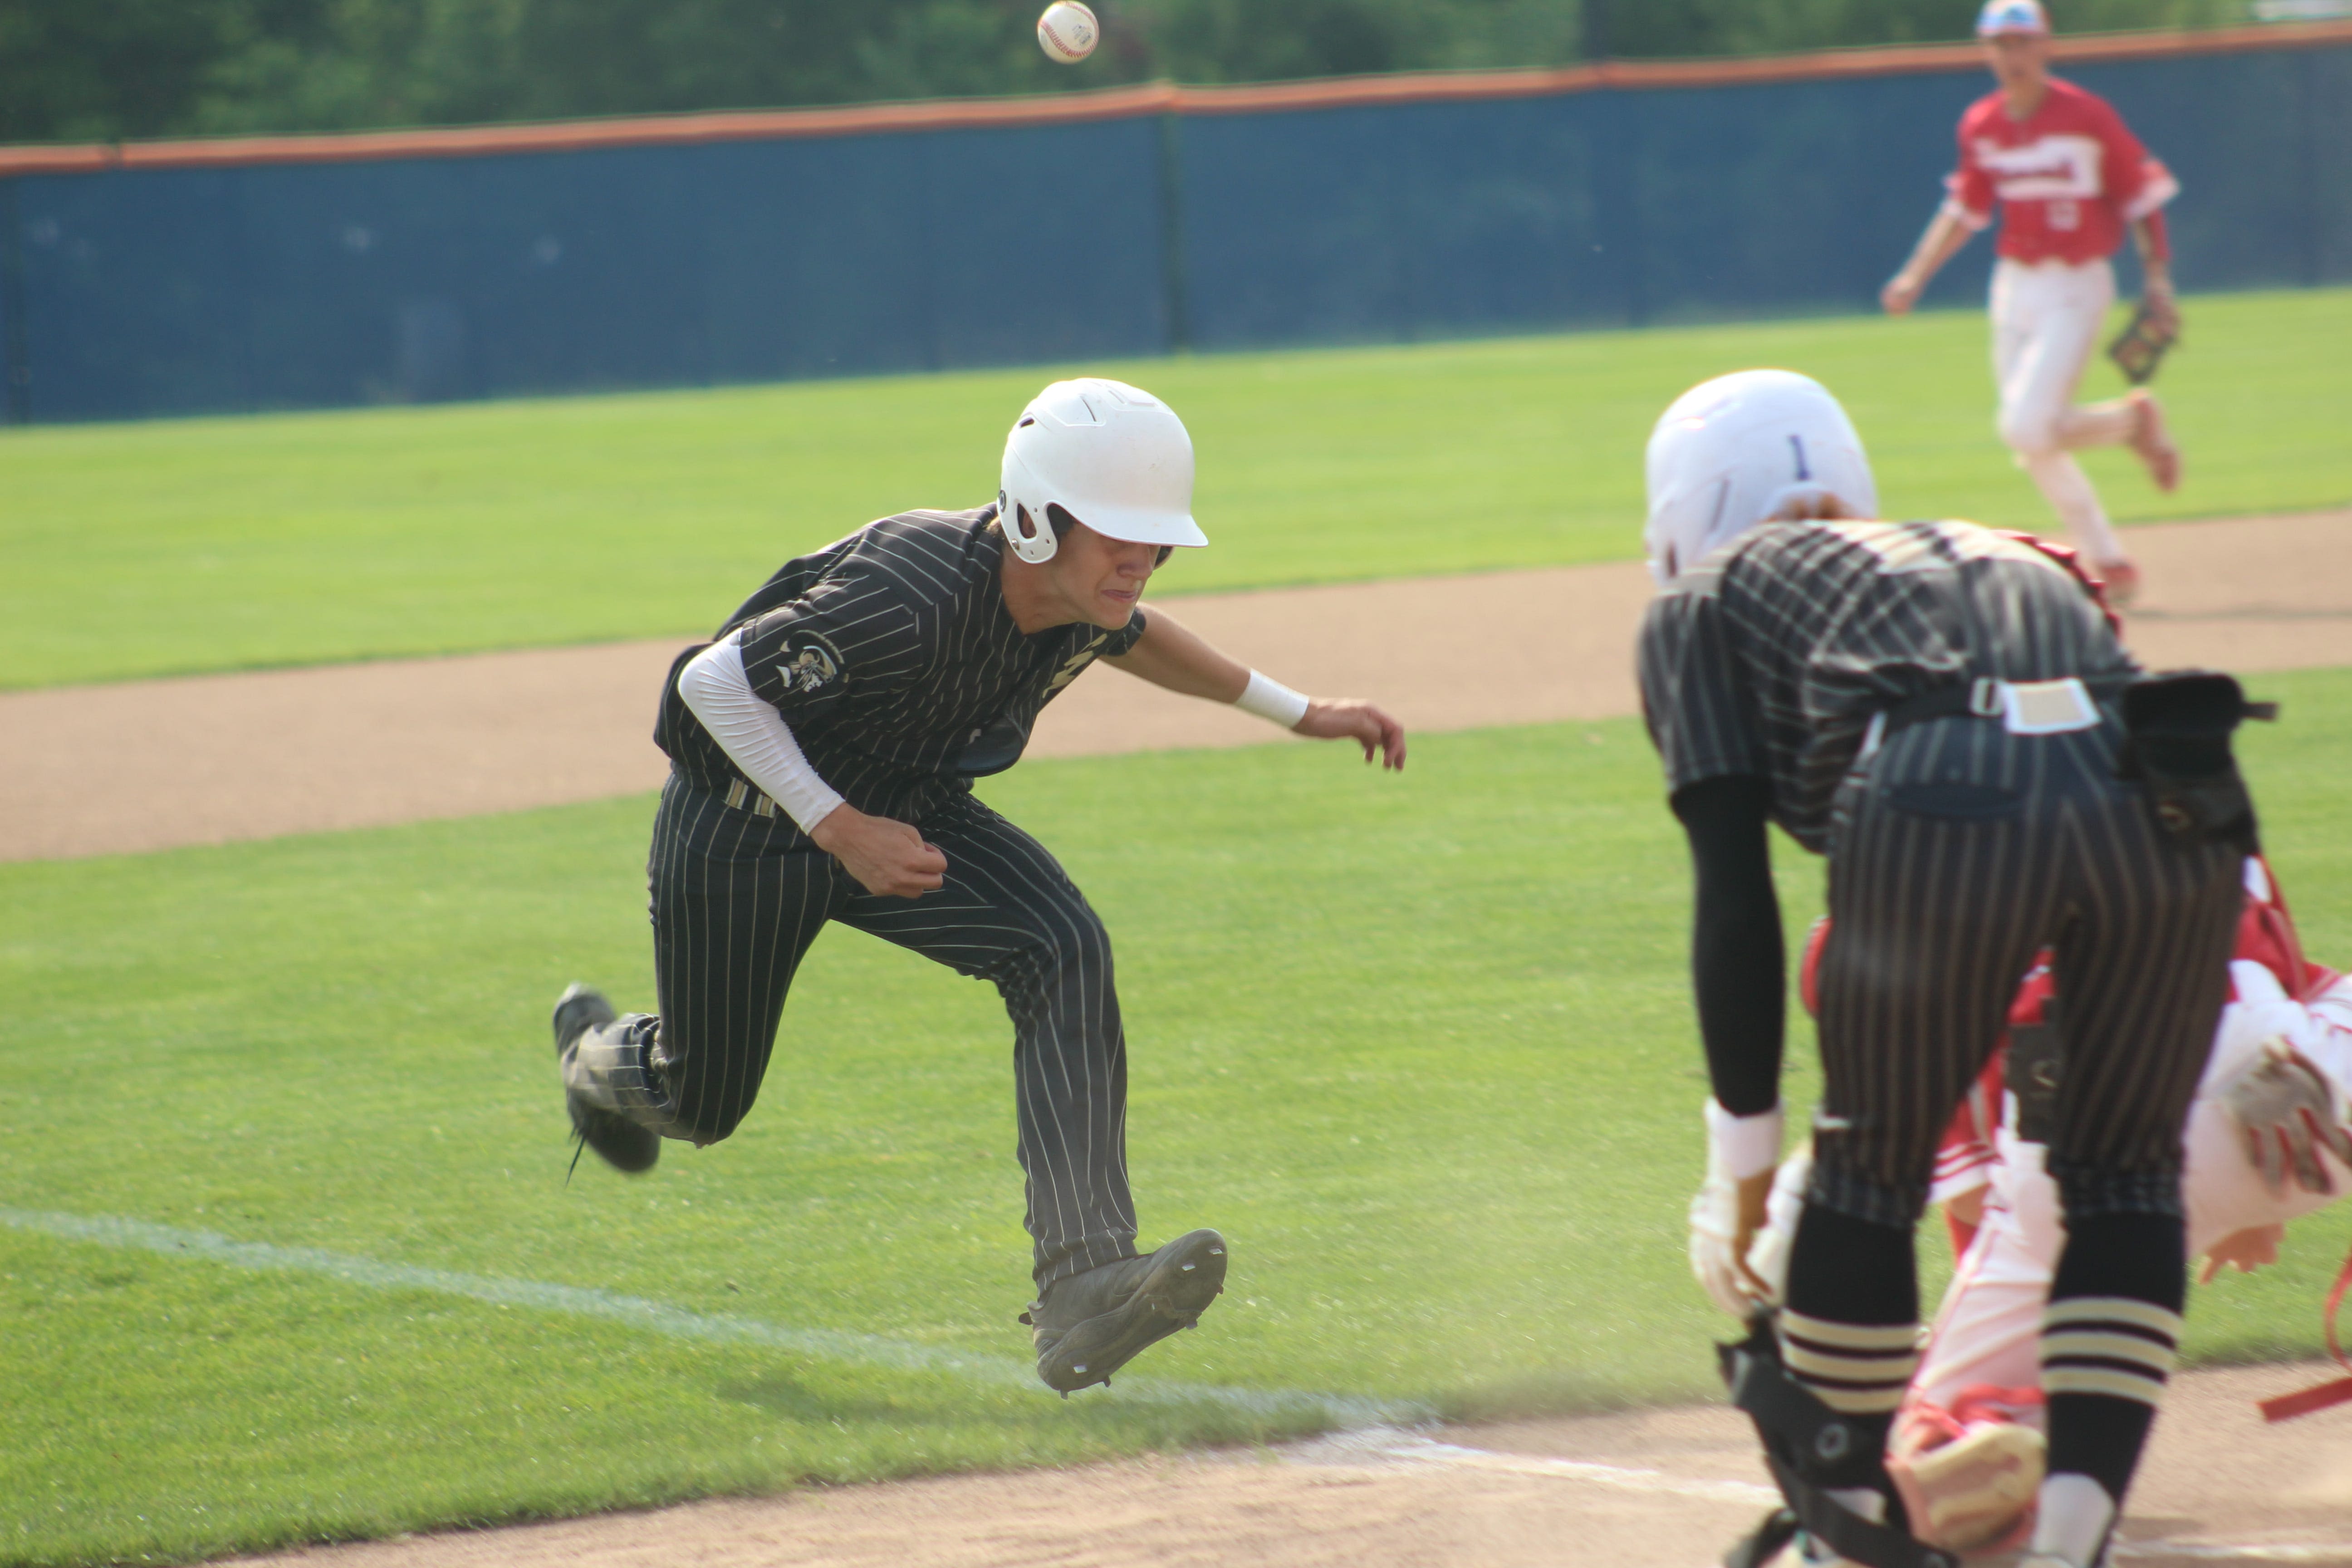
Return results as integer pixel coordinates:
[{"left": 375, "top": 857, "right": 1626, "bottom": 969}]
[
  {"left": 1436, "top": 1368, "right": 1708, "bottom": 1426},
  {"left": 715, "top": 1376, "right": 993, "bottom": 1427}
]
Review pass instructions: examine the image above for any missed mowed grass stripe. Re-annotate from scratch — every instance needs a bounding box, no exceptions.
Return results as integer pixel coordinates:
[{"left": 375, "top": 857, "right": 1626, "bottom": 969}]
[
  {"left": 0, "top": 1207, "right": 1421, "bottom": 1427},
  {"left": 0, "top": 1225, "right": 1313, "bottom": 1568},
  {"left": 5, "top": 288, "right": 2347, "bottom": 689},
  {"left": 5, "top": 688, "right": 2350, "bottom": 1563}
]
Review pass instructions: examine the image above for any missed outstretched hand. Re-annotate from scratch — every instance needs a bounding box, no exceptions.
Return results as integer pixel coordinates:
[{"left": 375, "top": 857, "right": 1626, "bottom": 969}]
[
  {"left": 2198, "top": 1223, "right": 2283, "bottom": 1284},
  {"left": 812, "top": 804, "right": 947, "bottom": 898},
  {"left": 1294, "top": 698, "right": 1407, "bottom": 771}
]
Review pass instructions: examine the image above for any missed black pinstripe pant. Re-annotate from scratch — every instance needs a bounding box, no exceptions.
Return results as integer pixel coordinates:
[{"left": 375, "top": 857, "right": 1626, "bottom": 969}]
[
  {"left": 1808, "top": 712, "right": 2243, "bottom": 1227},
  {"left": 612, "top": 770, "right": 1137, "bottom": 1289}
]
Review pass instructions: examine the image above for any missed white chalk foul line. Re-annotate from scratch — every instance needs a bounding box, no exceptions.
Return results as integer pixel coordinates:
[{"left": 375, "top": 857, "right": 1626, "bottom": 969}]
[
  {"left": 1290, "top": 1424, "right": 1778, "bottom": 1505},
  {"left": 0, "top": 1207, "right": 1424, "bottom": 1430}
]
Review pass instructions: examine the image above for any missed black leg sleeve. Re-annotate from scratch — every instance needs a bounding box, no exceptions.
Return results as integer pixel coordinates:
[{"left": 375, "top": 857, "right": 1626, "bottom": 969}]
[{"left": 1672, "top": 774, "right": 1784, "bottom": 1116}]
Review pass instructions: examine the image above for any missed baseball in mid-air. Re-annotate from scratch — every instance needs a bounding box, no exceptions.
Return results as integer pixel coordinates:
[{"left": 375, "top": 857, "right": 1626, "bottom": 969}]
[{"left": 1036, "top": 1, "right": 1099, "bottom": 63}]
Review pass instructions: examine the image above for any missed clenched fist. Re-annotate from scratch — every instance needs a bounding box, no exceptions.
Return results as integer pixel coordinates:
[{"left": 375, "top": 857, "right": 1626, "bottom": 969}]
[{"left": 812, "top": 804, "right": 948, "bottom": 898}]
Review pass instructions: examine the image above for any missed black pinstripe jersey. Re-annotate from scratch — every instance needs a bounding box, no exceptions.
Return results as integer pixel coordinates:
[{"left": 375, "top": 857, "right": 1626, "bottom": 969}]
[
  {"left": 1637, "top": 519, "right": 2138, "bottom": 853},
  {"left": 656, "top": 505, "right": 1146, "bottom": 822}
]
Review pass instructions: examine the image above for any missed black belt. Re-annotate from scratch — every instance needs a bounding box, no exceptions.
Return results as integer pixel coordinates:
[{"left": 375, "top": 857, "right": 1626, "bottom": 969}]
[
  {"left": 1875, "top": 675, "right": 2120, "bottom": 743},
  {"left": 1880, "top": 677, "right": 2006, "bottom": 737}
]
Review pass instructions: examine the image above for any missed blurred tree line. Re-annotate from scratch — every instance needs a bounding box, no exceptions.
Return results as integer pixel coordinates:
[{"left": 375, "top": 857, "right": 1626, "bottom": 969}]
[{"left": 0, "top": 0, "right": 2252, "bottom": 143}]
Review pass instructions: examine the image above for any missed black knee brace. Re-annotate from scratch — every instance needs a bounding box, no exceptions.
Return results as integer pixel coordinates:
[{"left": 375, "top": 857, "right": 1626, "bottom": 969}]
[{"left": 1718, "top": 1316, "right": 1960, "bottom": 1568}]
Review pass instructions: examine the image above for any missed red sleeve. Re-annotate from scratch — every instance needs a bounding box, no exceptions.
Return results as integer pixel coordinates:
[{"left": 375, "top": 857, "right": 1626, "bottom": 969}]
[
  {"left": 1801, "top": 916, "right": 1830, "bottom": 1017},
  {"left": 1945, "top": 112, "right": 1996, "bottom": 229},
  {"left": 2236, "top": 860, "right": 2311, "bottom": 996},
  {"left": 2097, "top": 100, "right": 2152, "bottom": 209},
  {"left": 2100, "top": 101, "right": 2180, "bottom": 226},
  {"left": 1932, "top": 1051, "right": 2006, "bottom": 1201}
]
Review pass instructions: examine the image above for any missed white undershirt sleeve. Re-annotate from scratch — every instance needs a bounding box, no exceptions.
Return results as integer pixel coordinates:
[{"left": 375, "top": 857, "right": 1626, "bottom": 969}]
[{"left": 677, "top": 634, "right": 847, "bottom": 836}]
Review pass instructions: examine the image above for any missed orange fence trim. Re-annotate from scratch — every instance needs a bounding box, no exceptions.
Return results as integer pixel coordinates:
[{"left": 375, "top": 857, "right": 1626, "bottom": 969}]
[{"left": 2, "top": 20, "right": 2347, "bottom": 178}]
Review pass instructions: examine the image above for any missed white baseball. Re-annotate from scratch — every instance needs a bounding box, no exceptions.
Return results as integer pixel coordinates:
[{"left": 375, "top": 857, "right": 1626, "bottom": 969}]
[{"left": 1036, "top": 1, "right": 1099, "bottom": 63}]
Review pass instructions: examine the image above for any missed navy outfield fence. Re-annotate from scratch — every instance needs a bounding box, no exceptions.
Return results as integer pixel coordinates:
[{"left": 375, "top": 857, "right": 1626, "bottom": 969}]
[{"left": 0, "top": 21, "right": 2346, "bottom": 422}]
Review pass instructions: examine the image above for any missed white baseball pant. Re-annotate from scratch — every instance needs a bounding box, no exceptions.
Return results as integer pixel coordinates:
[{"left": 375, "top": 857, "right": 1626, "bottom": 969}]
[{"left": 1990, "top": 257, "right": 2138, "bottom": 569}]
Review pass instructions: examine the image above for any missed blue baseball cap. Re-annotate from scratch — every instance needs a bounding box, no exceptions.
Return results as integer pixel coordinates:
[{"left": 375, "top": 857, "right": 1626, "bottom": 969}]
[{"left": 1977, "top": 0, "right": 2052, "bottom": 35}]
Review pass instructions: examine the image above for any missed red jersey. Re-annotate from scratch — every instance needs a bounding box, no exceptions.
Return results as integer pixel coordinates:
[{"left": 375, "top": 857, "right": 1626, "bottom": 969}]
[{"left": 1942, "top": 77, "right": 2178, "bottom": 267}]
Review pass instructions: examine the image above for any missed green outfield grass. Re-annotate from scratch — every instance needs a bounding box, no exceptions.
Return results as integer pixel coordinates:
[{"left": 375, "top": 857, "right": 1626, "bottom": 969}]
[
  {"left": 4, "top": 670, "right": 2349, "bottom": 1565},
  {"left": 3, "top": 288, "right": 2346, "bottom": 690}
]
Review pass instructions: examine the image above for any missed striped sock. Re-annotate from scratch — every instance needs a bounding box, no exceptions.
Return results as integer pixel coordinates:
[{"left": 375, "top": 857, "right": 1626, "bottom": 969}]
[
  {"left": 2042, "top": 1208, "right": 2186, "bottom": 1503},
  {"left": 2040, "top": 1295, "right": 2181, "bottom": 1409},
  {"left": 1778, "top": 1308, "right": 1923, "bottom": 1417}
]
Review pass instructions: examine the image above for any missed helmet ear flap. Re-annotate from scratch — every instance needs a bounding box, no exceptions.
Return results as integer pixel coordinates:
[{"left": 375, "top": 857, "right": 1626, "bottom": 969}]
[{"left": 1000, "top": 489, "right": 1058, "bottom": 564}]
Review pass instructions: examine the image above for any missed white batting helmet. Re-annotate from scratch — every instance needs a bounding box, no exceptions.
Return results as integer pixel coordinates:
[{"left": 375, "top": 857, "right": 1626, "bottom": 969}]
[
  {"left": 998, "top": 378, "right": 1207, "bottom": 565},
  {"left": 1643, "top": 369, "right": 1878, "bottom": 587}
]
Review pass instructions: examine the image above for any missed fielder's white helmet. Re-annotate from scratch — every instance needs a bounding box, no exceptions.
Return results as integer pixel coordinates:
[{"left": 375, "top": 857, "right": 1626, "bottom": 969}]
[
  {"left": 998, "top": 378, "right": 1207, "bottom": 565},
  {"left": 1642, "top": 369, "right": 1877, "bottom": 587},
  {"left": 1976, "top": 0, "right": 2050, "bottom": 36}
]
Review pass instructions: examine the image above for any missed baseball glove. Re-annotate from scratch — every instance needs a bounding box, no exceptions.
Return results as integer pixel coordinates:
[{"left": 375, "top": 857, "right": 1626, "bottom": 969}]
[
  {"left": 2218, "top": 1038, "right": 2352, "bottom": 1197},
  {"left": 2107, "top": 299, "right": 2178, "bottom": 385}
]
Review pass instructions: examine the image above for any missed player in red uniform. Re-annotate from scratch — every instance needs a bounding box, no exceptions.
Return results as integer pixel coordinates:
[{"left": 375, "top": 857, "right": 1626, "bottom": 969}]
[{"left": 1881, "top": 0, "right": 2182, "bottom": 605}]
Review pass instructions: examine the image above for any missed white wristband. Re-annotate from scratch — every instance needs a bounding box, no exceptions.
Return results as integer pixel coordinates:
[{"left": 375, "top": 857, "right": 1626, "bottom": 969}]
[
  {"left": 1704, "top": 1098, "right": 1785, "bottom": 1181},
  {"left": 1235, "top": 669, "right": 1311, "bottom": 730}
]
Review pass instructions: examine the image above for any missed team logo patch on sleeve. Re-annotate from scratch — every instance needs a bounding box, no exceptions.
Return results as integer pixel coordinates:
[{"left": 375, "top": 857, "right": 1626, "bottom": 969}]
[
  {"left": 781, "top": 633, "right": 842, "bottom": 695},
  {"left": 1044, "top": 634, "right": 1107, "bottom": 696}
]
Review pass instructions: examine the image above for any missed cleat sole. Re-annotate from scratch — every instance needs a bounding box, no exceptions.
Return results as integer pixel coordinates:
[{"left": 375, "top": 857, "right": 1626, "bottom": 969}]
[{"left": 1037, "top": 1230, "right": 1229, "bottom": 1393}]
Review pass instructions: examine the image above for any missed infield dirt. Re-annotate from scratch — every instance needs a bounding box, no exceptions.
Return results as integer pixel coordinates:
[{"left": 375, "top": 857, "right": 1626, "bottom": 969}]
[
  {"left": 4, "top": 511, "right": 2347, "bottom": 862},
  {"left": 228, "top": 1363, "right": 2352, "bottom": 1568}
]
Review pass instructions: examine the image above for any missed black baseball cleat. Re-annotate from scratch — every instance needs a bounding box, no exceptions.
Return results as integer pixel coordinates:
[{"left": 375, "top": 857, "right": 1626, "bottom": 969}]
[
  {"left": 552, "top": 983, "right": 660, "bottom": 1176},
  {"left": 1021, "top": 1229, "right": 1228, "bottom": 1395}
]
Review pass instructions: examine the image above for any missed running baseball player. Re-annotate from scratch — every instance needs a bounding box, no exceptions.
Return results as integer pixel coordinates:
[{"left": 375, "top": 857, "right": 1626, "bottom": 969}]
[
  {"left": 1750, "top": 856, "right": 2352, "bottom": 1552},
  {"left": 548, "top": 377, "right": 1406, "bottom": 1395},
  {"left": 1881, "top": 0, "right": 2182, "bottom": 605},
  {"left": 1641, "top": 368, "right": 2261, "bottom": 1568}
]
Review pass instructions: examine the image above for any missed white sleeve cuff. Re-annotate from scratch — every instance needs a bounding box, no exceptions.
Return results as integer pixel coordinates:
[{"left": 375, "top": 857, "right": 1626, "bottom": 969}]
[
  {"left": 1235, "top": 669, "right": 1311, "bottom": 729},
  {"left": 2121, "top": 163, "right": 2180, "bottom": 222},
  {"left": 1705, "top": 1098, "right": 1785, "bottom": 1181},
  {"left": 677, "top": 636, "right": 848, "bottom": 836}
]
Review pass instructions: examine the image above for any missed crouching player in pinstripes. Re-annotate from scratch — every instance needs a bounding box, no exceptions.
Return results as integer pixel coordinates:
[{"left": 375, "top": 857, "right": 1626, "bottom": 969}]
[
  {"left": 1636, "top": 370, "right": 2262, "bottom": 1568},
  {"left": 1744, "top": 853, "right": 2352, "bottom": 1553},
  {"left": 549, "top": 378, "right": 1406, "bottom": 1394}
]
